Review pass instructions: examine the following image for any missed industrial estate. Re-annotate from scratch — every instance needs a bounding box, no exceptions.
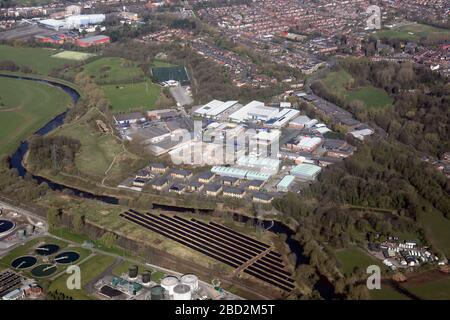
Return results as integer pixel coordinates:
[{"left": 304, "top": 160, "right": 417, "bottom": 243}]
[{"left": 0, "top": 0, "right": 449, "bottom": 304}]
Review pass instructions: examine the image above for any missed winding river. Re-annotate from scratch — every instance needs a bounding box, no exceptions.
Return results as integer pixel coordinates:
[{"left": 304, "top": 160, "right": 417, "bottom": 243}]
[{"left": 4, "top": 73, "right": 337, "bottom": 299}]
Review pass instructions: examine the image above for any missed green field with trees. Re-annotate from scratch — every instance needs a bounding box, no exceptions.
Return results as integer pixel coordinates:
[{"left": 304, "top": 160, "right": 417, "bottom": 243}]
[
  {"left": 0, "top": 76, "right": 71, "bottom": 156},
  {"left": 76, "top": 57, "right": 146, "bottom": 85},
  {"left": 28, "top": 108, "right": 144, "bottom": 184},
  {"left": 321, "top": 70, "right": 393, "bottom": 110},
  {"left": 335, "top": 247, "right": 382, "bottom": 275}
]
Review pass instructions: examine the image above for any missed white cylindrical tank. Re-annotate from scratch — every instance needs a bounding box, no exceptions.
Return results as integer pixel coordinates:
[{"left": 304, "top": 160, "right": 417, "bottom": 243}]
[
  {"left": 180, "top": 274, "right": 199, "bottom": 292},
  {"left": 160, "top": 276, "right": 179, "bottom": 295},
  {"left": 173, "top": 284, "right": 191, "bottom": 300}
]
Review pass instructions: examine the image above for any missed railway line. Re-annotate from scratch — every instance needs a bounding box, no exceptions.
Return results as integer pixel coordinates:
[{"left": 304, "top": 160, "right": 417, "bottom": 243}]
[{"left": 120, "top": 209, "right": 296, "bottom": 292}]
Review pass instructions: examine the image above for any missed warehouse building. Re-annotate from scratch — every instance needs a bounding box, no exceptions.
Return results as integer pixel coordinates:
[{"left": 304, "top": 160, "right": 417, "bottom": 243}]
[
  {"left": 194, "top": 100, "right": 239, "bottom": 119},
  {"left": 276, "top": 175, "right": 296, "bottom": 192},
  {"left": 290, "top": 163, "right": 321, "bottom": 181},
  {"left": 211, "top": 166, "right": 272, "bottom": 181},
  {"left": 65, "top": 14, "right": 106, "bottom": 29},
  {"left": 76, "top": 35, "right": 110, "bottom": 47},
  {"left": 236, "top": 155, "right": 280, "bottom": 175}
]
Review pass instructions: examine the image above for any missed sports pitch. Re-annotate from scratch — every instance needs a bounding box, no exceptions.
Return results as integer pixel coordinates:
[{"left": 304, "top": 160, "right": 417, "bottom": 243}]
[
  {"left": 51, "top": 51, "right": 96, "bottom": 61},
  {"left": 151, "top": 65, "right": 190, "bottom": 84}
]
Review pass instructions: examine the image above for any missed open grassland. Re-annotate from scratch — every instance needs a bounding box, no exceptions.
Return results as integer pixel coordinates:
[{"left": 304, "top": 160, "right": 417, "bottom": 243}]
[
  {"left": 370, "top": 286, "right": 410, "bottom": 300},
  {"left": 405, "top": 277, "right": 450, "bottom": 300},
  {"left": 102, "top": 81, "right": 161, "bottom": 113},
  {"left": 335, "top": 247, "right": 383, "bottom": 275},
  {"left": 0, "top": 45, "right": 79, "bottom": 74},
  {"left": 48, "top": 254, "right": 115, "bottom": 300},
  {"left": 77, "top": 57, "right": 146, "bottom": 84},
  {"left": 418, "top": 209, "right": 450, "bottom": 257},
  {"left": 46, "top": 108, "right": 144, "bottom": 182},
  {"left": 322, "top": 70, "right": 393, "bottom": 110},
  {"left": 52, "top": 51, "right": 96, "bottom": 61},
  {"left": 0, "top": 76, "right": 71, "bottom": 156},
  {"left": 375, "top": 23, "right": 450, "bottom": 42}
]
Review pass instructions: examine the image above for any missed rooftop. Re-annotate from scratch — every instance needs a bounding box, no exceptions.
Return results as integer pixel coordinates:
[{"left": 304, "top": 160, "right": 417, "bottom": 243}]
[{"left": 291, "top": 163, "right": 321, "bottom": 177}]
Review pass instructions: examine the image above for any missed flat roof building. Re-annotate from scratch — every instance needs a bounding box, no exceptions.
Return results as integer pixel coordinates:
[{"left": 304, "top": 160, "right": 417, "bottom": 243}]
[
  {"left": 290, "top": 163, "right": 321, "bottom": 181},
  {"left": 194, "top": 100, "right": 239, "bottom": 119},
  {"left": 277, "top": 175, "right": 296, "bottom": 192}
]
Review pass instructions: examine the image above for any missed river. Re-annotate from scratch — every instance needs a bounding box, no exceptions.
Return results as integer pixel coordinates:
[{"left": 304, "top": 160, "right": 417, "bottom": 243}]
[{"left": 4, "top": 73, "right": 337, "bottom": 299}]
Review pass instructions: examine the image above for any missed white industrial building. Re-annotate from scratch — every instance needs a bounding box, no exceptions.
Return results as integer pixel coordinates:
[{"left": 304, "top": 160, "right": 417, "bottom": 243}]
[
  {"left": 39, "top": 14, "right": 105, "bottom": 30},
  {"left": 65, "top": 14, "right": 105, "bottom": 29},
  {"left": 194, "top": 100, "right": 239, "bottom": 119}
]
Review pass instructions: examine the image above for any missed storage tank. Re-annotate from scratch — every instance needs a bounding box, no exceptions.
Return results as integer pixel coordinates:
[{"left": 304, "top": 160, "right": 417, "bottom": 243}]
[
  {"left": 160, "top": 276, "right": 179, "bottom": 295},
  {"left": 128, "top": 265, "right": 138, "bottom": 279},
  {"left": 26, "top": 225, "right": 35, "bottom": 236},
  {"left": 17, "top": 229, "right": 26, "bottom": 239},
  {"left": 180, "top": 274, "right": 199, "bottom": 292},
  {"left": 150, "top": 285, "right": 165, "bottom": 300},
  {"left": 173, "top": 284, "right": 192, "bottom": 300},
  {"left": 142, "top": 271, "right": 151, "bottom": 284}
]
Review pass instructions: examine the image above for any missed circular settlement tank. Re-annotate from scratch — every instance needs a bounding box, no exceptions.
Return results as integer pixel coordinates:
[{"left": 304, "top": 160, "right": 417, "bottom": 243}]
[
  {"left": 173, "top": 284, "right": 192, "bottom": 300},
  {"left": 11, "top": 256, "right": 37, "bottom": 269},
  {"left": 128, "top": 265, "right": 138, "bottom": 279},
  {"left": 180, "top": 274, "right": 199, "bottom": 292},
  {"left": 35, "top": 244, "right": 60, "bottom": 256},
  {"left": 160, "top": 276, "right": 179, "bottom": 295},
  {"left": 142, "top": 271, "right": 151, "bottom": 284},
  {"left": 150, "top": 285, "right": 165, "bottom": 300},
  {"left": 0, "top": 219, "right": 15, "bottom": 236}
]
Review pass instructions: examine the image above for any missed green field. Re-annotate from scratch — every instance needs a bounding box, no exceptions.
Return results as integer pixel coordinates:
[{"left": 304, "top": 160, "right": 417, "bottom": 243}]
[
  {"left": 0, "top": 45, "right": 79, "bottom": 74},
  {"left": 335, "top": 247, "right": 383, "bottom": 275},
  {"left": 102, "top": 81, "right": 161, "bottom": 112},
  {"left": 375, "top": 23, "right": 450, "bottom": 42},
  {"left": 322, "top": 70, "right": 393, "bottom": 110},
  {"left": 370, "top": 287, "right": 410, "bottom": 300},
  {"left": 406, "top": 277, "right": 450, "bottom": 300},
  {"left": 418, "top": 209, "right": 450, "bottom": 257},
  {"left": 79, "top": 57, "right": 146, "bottom": 84},
  {"left": 48, "top": 254, "right": 115, "bottom": 300},
  {"left": 0, "top": 76, "right": 71, "bottom": 156}
]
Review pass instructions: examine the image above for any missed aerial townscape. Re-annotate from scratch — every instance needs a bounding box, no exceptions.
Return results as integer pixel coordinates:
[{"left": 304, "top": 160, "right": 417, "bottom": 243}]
[{"left": 0, "top": 0, "right": 449, "bottom": 307}]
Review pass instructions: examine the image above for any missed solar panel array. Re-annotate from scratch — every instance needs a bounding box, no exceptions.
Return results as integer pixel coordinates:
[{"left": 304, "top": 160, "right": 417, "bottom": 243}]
[{"left": 120, "top": 209, "right": 295, "bottom": 292}]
